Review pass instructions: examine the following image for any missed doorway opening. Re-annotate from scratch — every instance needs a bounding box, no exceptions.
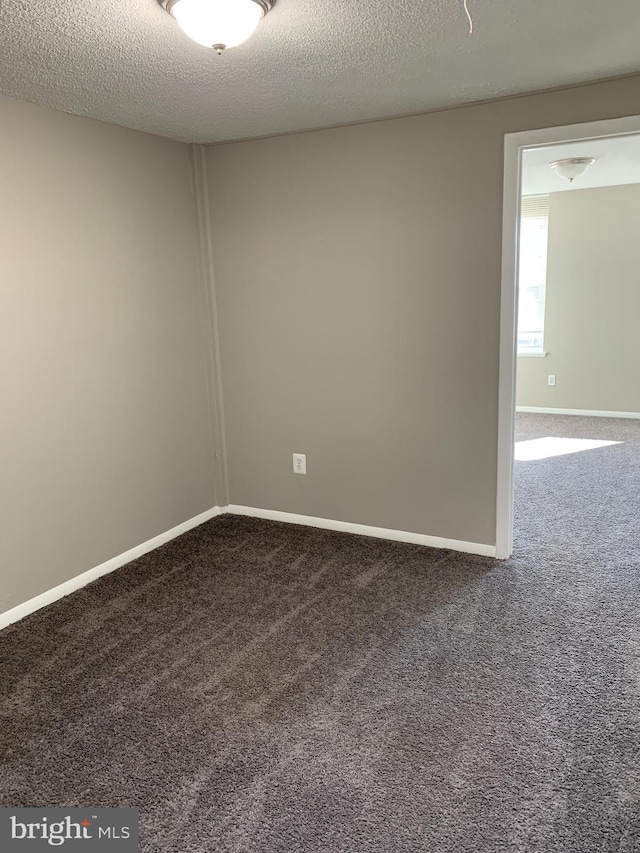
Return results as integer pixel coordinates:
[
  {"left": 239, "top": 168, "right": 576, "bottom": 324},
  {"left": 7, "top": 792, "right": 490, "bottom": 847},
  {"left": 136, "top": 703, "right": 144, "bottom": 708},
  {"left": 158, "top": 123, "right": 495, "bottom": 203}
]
[{"left": 497, "top": 115, "right": 640, "bottom": 559}]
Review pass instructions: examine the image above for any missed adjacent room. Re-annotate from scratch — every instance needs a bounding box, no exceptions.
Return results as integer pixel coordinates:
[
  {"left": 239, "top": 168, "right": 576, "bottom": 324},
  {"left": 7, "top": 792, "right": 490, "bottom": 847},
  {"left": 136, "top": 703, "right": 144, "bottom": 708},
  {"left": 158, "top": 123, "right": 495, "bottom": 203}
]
[
  {"left": 1, "top": 1, "right": 640, "bottom": 851},
  {"left": 514, "top": 136, "right": 640, "bottom": 565}
]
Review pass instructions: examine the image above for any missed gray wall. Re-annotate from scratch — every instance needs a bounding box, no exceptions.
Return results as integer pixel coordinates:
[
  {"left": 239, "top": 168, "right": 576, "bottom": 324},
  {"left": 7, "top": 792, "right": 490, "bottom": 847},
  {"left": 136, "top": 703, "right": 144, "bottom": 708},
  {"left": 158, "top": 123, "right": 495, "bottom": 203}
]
[
  {"left": 517, "top": 183, "right": 640, "bottom": 412},
  {"left": 0, "top": 96, "right": 217, "bottom": 615},
  {"left": 206, "top": 75, "right": 640, "bottom": 547}
]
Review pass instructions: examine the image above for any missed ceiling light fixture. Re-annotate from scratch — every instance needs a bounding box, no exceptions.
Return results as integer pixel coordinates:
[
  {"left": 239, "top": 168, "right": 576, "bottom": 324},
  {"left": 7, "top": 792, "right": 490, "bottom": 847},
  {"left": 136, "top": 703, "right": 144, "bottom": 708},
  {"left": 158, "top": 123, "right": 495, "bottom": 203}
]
[
  {"left": 159, "top": 0, "right": 275, "bottom": 54},
  {"left": 549, "top": 157, "right": 596, "bottom": 183}
]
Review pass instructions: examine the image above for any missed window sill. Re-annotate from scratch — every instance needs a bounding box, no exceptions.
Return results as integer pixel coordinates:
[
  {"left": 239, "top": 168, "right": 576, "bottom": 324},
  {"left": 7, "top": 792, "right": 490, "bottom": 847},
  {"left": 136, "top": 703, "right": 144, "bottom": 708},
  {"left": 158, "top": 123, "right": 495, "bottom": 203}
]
[{"left": 518, "top": 351, "right": 547, "bottom": 358}]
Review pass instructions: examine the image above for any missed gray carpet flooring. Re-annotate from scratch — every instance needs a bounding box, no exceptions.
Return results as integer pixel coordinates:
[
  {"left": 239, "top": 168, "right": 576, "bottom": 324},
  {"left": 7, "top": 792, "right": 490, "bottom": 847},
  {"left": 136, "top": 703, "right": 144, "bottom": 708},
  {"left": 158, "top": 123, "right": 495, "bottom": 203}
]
[{"left": 1, "top": 413, "right": 640, "bottom": 851}]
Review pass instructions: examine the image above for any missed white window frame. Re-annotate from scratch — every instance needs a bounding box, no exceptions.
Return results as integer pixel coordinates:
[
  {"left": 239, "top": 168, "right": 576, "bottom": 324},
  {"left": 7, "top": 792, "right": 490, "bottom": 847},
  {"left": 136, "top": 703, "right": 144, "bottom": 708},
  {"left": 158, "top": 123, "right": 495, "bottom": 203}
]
[{"left": 517, "top": 195, "right": 549, "bottom": 357}]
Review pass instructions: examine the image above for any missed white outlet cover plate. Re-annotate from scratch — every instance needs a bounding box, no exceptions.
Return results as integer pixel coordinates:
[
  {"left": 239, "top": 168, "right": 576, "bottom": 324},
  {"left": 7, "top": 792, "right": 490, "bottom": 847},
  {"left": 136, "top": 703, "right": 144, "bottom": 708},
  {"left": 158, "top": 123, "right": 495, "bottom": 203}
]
[{"left": 293, "top": 453, "right": 307, "bottom": 474}]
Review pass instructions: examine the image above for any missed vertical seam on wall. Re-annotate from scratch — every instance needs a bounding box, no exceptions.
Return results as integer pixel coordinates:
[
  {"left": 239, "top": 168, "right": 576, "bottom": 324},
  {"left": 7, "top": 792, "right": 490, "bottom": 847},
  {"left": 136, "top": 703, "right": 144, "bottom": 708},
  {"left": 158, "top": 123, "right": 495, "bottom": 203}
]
[{"left": 191, "top": 143, "right": 230, "bottom": 506}]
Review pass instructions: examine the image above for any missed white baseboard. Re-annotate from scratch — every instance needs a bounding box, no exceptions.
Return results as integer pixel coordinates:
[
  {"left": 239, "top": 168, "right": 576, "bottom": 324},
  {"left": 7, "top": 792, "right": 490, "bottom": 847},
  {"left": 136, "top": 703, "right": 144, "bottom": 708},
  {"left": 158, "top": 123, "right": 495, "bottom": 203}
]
[
  {"left": 517, "top": 406, "right": 640, "bottom": 419},
  {"left": 0, "top": 506, "right": 223, "bottom": 631},
  {"left": 227, "top": 505, "right": 496, "bottom": 558},
  {"left": 1, "top": 502, "right": 497, "bottom": 632}
]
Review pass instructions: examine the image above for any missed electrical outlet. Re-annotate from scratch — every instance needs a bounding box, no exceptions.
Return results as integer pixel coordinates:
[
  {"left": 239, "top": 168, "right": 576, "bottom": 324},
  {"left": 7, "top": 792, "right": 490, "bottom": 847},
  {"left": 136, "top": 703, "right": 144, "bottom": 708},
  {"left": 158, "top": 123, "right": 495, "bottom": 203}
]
[
  {"left": 548, "top": 374, "right": 556, "bottom": 386},
  {"left": 293, "top": 453, "right": 307, "bottom": 475}
]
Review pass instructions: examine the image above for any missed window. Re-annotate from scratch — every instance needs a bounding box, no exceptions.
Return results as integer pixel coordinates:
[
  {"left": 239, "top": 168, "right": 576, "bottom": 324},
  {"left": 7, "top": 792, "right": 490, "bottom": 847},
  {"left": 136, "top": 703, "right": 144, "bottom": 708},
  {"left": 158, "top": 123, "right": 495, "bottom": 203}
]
[{"left": 518, "top": 194, "right": 549, "bottom": 355}]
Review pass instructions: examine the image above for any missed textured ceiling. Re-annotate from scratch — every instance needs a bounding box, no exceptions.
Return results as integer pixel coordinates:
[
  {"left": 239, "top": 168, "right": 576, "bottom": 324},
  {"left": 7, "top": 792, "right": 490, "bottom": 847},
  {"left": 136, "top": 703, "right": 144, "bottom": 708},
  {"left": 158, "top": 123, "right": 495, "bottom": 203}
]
[
  {"left": 1, "top": 0, "right": 640, "bottom": 143},
  {"left": 522, "top": 134, "right": 640, "bottom": 196}
]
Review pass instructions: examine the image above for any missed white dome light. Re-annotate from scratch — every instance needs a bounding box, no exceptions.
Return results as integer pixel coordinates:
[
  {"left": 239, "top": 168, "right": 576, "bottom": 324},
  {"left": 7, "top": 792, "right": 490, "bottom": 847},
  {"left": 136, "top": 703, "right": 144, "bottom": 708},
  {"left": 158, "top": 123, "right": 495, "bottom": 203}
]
[
  {"left": 160, "top": 0, "right": 274, "bottom": 54},
  {"left": 549, "top": 157, "right": 596, "bottom": 183}
]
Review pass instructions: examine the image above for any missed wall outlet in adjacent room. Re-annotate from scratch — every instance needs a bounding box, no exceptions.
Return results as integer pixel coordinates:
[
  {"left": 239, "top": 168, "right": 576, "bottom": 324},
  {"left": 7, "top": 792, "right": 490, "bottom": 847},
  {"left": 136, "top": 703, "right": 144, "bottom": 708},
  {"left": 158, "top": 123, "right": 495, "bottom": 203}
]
[
  {"left": 293, "top": 453, "right": 307, "bottom": 474},
  {"left": 548, "top": 374, "right": 556, "bottom": 386}
]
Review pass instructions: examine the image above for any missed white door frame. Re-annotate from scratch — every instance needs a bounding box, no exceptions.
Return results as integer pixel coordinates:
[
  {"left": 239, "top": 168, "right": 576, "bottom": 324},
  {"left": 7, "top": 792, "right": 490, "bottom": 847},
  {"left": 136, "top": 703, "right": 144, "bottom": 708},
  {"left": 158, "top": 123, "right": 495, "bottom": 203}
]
[{"left": 496, "top": 113, "right": 640, "bottom": 560}]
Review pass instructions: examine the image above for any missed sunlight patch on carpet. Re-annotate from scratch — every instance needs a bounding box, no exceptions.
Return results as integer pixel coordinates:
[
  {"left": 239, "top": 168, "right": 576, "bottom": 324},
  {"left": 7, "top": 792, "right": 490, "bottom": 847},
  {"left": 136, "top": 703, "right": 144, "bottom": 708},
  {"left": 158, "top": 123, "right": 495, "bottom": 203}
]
[{"left": 515, "top": 436, "right": 622, "bottom": 461}]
